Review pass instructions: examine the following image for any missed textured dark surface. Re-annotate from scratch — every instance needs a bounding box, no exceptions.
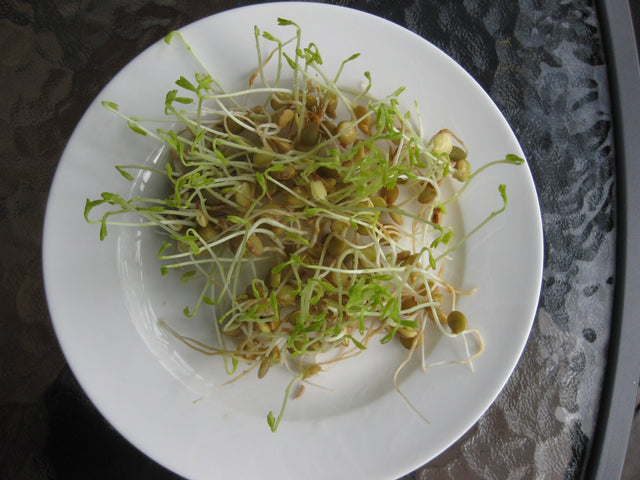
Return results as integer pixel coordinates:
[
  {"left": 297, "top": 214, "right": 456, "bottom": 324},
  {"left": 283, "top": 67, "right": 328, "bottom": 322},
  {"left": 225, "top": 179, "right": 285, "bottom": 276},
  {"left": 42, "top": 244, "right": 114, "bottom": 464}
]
[{"left": 0, "top": 0, "right": 636, "bottom": 479}]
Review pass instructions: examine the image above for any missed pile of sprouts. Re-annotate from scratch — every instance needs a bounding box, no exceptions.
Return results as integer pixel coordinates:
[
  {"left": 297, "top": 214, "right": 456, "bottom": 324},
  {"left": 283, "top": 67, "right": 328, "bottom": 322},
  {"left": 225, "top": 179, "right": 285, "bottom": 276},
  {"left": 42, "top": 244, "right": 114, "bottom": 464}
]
[{"left": 85, "top": 18, "right": 523, "bottom": 431}]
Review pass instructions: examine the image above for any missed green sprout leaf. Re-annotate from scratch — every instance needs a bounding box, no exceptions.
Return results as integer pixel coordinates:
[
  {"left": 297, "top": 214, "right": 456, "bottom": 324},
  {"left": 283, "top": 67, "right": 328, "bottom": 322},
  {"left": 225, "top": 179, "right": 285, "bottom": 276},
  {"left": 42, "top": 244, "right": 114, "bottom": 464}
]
[
  {"left": 115, "top": 166, "right": 134, "bottom": 181},
  {"left": 127, "top": 120, "right": 147, "bottom": 136},
  {"left": 505, "top": 153, "right": 525, "bottom": 165},
  {"left": 101, "top": 101, "right": 119, "bottom": 110},
  {"left": 175, "top": 76, "right": 197, "bottom": 92},
  {"left": 267, "top": 411, "right": 276, "bottom": 431}
]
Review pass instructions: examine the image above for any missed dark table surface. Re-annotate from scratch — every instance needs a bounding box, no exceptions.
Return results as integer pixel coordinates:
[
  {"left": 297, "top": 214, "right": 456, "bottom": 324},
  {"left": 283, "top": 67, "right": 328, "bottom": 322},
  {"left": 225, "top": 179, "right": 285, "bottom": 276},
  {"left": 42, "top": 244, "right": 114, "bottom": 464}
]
[{"left": 1, "top": 0, "right": 639, "bottom": 479}]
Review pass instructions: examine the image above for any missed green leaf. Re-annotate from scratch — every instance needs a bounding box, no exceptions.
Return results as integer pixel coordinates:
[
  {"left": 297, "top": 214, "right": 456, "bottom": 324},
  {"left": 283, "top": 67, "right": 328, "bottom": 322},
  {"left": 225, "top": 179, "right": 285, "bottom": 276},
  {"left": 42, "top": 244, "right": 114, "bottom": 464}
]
[
  {"left": 101, "top": 192, "right": 120, "bottom": 204},
  {"left": 99, "top": 217, "right": 108, "bottom": 240},
  {"left": 213, "top": 149, "right": 227, "bottom": 164},
  {"left": 229, "top": 358, "right": 238, "bottom": 374},
  {"left": 271, "top": 260, "right": 295, "bottom": 275},
  {"left": 505, "top": 154, "right": 525, "bottom": 165},
  {"left": 428, "top": 250, "right": 437, "bottom": 270},
  {"left": 180, "top": 270, "right": 197, "bottom": 282},
  {"left": 164, "top": 31, "right": 178, "bottom": 44},
  {"left": 390, "top": 85, "right": 406, "bottom": 98},
  {"left": 202, "top": 296, "right": 215, "bottom": 305},
  {"left": 115, "top": 166, "right": 134, "bottom": 181},
  {"left": 277, "top": 18, "right": 296, "bottom": 26},
  {"left": 157, "top": 242, "right": 172, "bottom": 257},
  {"left": 83, "top": 198, "right": 104, "bottom": 222},
  {"left": 226, "top": 215, "right": 247, "bottom": 224},
  {"left": 499, "top": 183, "right": 508, "bottom": 202},
  {"left": 303, "top": 207, "right": 322, "bottom": 217},
  {"left": 301, "top": 43, "right": 322, "bottom": 64},
  {"left": 127, "top": 121, "right": 147, "bottom": 136},
  {"left": 164, "top": 91, "right": 177, "bottom": 115},
  {"left": 101, "top": 101, "right": 118, "bottom": 110},
  {"left": 346, "top": 335, "right": 366, "bottom": 350},
  {"left": 195, "top": 73, "right": 213, "bottom": 91},
  {"left": 284, "top": 231, "right": 310, "bottom": 246},
  {"left": 262, "top": 31, "right": 278, "bottom": 42},
  {"left": 380, "top": 331, "right": 395, "bottom": 344},
  {"left": 157, "top": 129, "right": 179, "bottom": 149},
  {"left": 175, "top": 76, "right": 197, "bottom": 92},
  {"left": 193, "top": 128, "right": 206, "bottom": 146},
  {"left": 174, "top": 96, "right": 193, "bottom": 105},
  {"left": 267, "top": 411, "right": 276, "bottom": 431},
  {"left": 398, "top": 319, "right": 418, "bottom": 328},
  {"left": 441, "top": 228, "right": 453, "bottom": 245},
  {"left": 255, "top": 171, "right": 266, "bottom": 192},
  {"left": 282, "top": 52, "right": 298, "bottom": 70}
]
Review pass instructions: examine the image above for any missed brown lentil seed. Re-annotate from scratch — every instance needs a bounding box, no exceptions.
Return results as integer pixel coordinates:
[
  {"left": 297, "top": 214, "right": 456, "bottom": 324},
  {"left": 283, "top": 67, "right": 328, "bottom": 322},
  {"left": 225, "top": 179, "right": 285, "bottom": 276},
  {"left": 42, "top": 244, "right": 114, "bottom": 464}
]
[
  {"left": 449, "top": 145, "right": 467, "bottom": 162},
  {"left": 382, "top": 186, "right": 399, "bottom": 205},
  {"left": 371, "top": 195, "right": 387, "bottom": 209},
  {"left": 327, "top": 237, "right": 347, "bottom": 257},
  {"left": 246, "top": 234, "right": 264, "bottom": 256},
  {"left": 418, "top": 184, "right": 437, "bottom": 204},
  {"left": 257, "top": 356, "right": 272, "bottom": 378},
  {"left": 300, "top": 123, "right": 320, "bottom": 146},
  {"left": 431, "top": 207, "right": 443, "bottom": 225},
  {"left": 447, "top": 310, "right": 467, "bottom": 334},
  {"left": 277, "top": 108, "right": 295, "bottom": 128},
  {"left": 389, "top": 211, "right": 404, "bottom": 225},
  {"left": 337, "top": 121, "right": 357, "bottom": 146},
  {"left": 453, "top": 158, "right": 471, "bottom": 182}
]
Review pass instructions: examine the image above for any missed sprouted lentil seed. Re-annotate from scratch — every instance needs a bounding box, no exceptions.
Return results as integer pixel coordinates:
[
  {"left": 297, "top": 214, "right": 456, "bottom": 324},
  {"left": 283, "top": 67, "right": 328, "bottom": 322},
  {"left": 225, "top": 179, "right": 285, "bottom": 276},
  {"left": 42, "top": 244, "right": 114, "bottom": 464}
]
[{"left": 84, "top": 18, "right": 524, "bottom": 432}]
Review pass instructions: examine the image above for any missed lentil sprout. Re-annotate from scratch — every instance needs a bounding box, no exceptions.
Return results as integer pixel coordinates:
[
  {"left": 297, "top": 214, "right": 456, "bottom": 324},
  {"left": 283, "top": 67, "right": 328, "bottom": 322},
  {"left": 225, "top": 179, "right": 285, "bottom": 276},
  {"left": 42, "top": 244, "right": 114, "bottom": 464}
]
[{"left": 85, "top": 18, "right": 524, "bottom": 432}]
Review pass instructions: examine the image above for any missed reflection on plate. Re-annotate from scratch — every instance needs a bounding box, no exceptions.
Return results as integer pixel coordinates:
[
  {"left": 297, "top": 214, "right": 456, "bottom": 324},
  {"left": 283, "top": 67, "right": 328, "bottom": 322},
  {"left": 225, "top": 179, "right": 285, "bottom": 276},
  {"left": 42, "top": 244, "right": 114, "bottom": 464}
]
[{"left": 43, "top": 3, "right": 543, "bottom": 479}]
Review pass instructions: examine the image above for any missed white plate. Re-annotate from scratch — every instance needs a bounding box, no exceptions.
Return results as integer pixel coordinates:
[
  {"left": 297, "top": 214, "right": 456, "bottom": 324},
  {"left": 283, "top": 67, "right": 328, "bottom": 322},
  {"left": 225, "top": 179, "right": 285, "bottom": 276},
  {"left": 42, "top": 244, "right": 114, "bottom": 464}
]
[{"left": 43, "top": 3, "right": 543, "bottom": 479}]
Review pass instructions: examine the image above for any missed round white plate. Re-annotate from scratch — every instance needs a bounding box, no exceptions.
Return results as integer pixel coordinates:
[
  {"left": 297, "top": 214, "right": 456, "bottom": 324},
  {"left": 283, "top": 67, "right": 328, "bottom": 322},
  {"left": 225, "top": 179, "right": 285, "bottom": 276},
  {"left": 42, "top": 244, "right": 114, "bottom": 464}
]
[{"left": 43, "top": 3, "right": 543, "bottom": 479}]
